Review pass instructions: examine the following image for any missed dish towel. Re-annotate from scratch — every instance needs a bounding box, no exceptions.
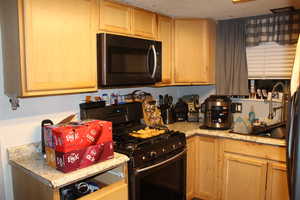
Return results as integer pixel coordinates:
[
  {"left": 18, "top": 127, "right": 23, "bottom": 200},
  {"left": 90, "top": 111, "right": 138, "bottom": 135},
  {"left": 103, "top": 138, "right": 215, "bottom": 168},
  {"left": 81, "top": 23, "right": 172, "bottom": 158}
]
[{"left": 291, "top": 34, "right": 300, "bottom": 97}]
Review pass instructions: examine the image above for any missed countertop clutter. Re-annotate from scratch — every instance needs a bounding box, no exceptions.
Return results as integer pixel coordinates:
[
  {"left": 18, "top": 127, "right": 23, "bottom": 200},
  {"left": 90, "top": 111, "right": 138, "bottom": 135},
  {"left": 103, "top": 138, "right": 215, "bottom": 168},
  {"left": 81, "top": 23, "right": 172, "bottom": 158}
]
[
  {"left": 8, "top": 143, "right": 129, "bottom": 188},
  {"left": 8, "top": 122, "right": 285, "bottom": 189},
  {"left": 8, "top": 121, "right": 287, "bottom": 200},
  {"left": 167, "top": 122, "right": 286, "bottom": 147}
]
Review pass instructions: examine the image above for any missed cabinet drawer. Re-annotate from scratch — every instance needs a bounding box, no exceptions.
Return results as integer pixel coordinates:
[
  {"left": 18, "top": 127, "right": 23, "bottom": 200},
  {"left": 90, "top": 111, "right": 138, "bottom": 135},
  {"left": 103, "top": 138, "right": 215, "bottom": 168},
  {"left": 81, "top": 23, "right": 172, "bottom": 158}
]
[
  {"left": 77, "top": 180, "right": 128, "bottom": 200},
  {"left": 222, "top": 139, "right": 286, "bottom": 162}
]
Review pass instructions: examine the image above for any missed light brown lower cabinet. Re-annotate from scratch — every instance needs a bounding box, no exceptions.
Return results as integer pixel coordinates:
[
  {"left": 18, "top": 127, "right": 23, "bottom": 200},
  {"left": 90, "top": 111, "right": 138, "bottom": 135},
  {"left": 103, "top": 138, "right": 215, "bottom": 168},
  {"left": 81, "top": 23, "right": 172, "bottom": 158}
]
[
  {"left": 187, "top": 136, "right": 218, "bottom": 200},
  {"left": 187, "top": 136, "right": 197, "bottom": 199},
  {"left": 11, "top": 164, "right": 128, "bottom": 200},
  {"left": 222, "top": 153, "right": 268, "bottom": 200},
  {"left": 266, "top": 162, "right": 289, "bottom": 200},
  {"left": 187, "top": 136, "right": 289, "bottom": 200},
  {"left": 78, "top": 181, "right": 128, "bottom": 200}
]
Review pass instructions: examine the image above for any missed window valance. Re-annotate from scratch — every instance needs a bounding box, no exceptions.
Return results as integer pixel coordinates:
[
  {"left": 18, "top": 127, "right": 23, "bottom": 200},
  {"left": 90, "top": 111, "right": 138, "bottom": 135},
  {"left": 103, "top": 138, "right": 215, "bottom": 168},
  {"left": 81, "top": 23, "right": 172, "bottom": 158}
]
[{"left": 246, "top": 11, "right": 300, "bottom": 46}]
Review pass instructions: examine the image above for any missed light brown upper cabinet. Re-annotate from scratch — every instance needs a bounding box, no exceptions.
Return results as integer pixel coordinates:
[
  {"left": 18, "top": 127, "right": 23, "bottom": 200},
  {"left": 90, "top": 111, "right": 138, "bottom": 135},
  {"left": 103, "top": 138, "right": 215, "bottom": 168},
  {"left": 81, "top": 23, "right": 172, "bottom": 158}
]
[
  {"left": 174, "top": 19, "right": 216, "bottom": 84},
  {"left": 157, "top": 15, "right": 173, "bottom": 84},
  {"left": 99, "top": 0, "right": 132, "bottom": 35},
  {"left": 2, "top": 0, "right": 98, "bottom": 97},
  {"left": 132, "top": 8, "right": 157, "bottom": 39}
]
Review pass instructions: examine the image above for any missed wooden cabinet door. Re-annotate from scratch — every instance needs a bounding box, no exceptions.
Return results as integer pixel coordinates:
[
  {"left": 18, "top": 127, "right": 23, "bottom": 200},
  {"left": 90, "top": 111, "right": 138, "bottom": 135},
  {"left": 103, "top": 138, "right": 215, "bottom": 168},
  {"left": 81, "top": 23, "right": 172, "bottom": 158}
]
[
  {"left": 202, "top": 19, "right": 216, "bottom": 84},
  {"left": 174, "top": 19, "right": 215, "bottom": 84},
  {"left": 21, "top": 0, "right": 97, "bottom": 96},
  {"left": 132, "top": 8, "right": 157, "bottom": 39},
  {"left": 158, "top": 15, "right": 173, "bottom": 84},
  {"left": 78, "top": 181, "right": 128, "bottom": 200},
  {"left": 194, "top": 136, "right": 218, "bottom": 200},
  {"left": 187, "top": 137, "right": 197, "bottom": 200},
  {"left": 99, "top": 0, "right": 132, "bottom": 35},
  {"left": 266, "top": 162, "right": 289, "bottom": 200},
  {"left": 222, "top": 153, "right": 268, "bottom": 200}
]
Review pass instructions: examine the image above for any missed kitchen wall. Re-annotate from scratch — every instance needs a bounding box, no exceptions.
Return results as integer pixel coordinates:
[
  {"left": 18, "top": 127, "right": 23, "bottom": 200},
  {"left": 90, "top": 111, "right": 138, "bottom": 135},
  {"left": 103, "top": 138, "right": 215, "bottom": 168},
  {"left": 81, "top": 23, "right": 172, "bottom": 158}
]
[
  {"left": 0, "top": 26, "right": 215, "bottom": 199},
  {"left": 232, "top": 99, "right": 282, "bottom": 122}
]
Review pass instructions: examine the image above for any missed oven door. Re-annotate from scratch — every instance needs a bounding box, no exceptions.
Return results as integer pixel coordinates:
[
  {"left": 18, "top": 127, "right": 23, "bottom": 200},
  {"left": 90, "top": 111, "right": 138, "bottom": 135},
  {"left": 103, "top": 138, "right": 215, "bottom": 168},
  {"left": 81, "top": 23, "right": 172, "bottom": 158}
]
[
  {"left": 97, "top": 33, "right": 162, "bottom": 86},
  {"left": 130, "top": 150, "right": 186, "bottom": 200}
]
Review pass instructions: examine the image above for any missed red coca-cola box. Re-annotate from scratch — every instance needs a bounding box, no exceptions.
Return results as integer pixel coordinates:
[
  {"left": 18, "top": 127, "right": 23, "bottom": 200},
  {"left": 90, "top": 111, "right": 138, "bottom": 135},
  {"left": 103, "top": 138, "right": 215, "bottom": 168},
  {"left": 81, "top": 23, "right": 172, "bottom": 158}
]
[
  {"left": 44, "top": 120, "right": 112, "bottom": 152},
  {"left": 44, "top": 120, "right": 114, "bottom": 173},
  {"left": 54, "top": 141, "right": 114, "bottom": 173}
]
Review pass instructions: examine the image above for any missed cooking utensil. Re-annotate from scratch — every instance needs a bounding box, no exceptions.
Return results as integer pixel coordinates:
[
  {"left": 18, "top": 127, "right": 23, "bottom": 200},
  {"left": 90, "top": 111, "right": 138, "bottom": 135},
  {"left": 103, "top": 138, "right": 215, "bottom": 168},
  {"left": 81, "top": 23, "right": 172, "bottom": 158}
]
[
  {"left": 168, "top": 96, "right": 173, "bottom": 106},
  {"left": 159, "top": 95, "right": 164, "bottom": 107},
  {"left": 163, "top": 94, "right": 169, "bottom": 107}
]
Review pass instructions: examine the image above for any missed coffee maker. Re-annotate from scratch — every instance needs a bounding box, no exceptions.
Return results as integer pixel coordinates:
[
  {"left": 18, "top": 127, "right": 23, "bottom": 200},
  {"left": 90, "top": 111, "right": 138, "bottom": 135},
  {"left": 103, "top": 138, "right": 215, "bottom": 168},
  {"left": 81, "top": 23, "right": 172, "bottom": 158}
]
[{"left": 181, "top": 95, "right": 200, "bottom": 122}]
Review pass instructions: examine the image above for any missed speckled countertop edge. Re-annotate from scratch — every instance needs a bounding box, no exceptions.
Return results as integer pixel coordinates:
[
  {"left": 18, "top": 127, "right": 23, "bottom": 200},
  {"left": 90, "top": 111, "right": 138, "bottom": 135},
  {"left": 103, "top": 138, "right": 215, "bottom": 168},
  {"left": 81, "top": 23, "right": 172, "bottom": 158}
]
[
  {"left": 8, "top": 143, "right": 129, "bottom": 189},
  {"left": 167, "top": 122, "right": 286, "bottom": 147}
]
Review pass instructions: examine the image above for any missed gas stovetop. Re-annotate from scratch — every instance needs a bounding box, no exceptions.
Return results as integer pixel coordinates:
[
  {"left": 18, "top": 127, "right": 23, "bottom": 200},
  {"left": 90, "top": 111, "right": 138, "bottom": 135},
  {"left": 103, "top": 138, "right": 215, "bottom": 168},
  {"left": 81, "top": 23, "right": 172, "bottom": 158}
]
[
  {"left": 80, "top": 102, "right": 186, "bottom": 168},
  {"left": 114, "top": 128, "right": 185, "bottom": 153},
  {"left": 114, "top": 128, "right": 186, "bottom": 168}
]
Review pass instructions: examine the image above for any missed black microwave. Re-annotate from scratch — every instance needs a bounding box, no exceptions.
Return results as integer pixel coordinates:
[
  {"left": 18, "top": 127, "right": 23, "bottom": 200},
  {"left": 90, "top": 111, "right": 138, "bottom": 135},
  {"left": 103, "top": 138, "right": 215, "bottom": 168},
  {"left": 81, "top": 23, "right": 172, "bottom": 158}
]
[{"left": 97, "top": 33, "right": 162, "bottom": 87}]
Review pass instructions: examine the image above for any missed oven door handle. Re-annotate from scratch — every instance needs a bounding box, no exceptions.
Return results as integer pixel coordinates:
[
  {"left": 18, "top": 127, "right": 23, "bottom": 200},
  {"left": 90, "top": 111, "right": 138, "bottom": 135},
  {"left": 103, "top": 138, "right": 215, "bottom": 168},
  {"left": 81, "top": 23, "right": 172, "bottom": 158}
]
[{"left": 135, "top": 149, "right": 186, "bottom": 174}]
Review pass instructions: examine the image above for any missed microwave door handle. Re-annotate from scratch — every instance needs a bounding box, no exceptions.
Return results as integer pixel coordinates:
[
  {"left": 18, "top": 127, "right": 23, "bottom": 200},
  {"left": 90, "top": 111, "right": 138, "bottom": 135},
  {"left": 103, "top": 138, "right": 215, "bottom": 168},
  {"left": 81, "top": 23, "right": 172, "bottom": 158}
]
[
  {"left": 146, "top": 45, "right": 151, "bottom": 73},
  {"left": 151, "top": 45, "right": 158, "bottom": 78}
]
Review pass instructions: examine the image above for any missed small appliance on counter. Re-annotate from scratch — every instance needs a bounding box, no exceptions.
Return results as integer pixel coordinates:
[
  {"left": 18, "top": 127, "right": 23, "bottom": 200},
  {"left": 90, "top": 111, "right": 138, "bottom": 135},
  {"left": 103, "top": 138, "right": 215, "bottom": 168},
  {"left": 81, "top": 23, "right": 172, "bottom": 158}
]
[
  {"left": 174, "top": 98, "right": 188, "bottom": 122},
  {"left": 181, "top": 95, "right": 200, "bottom": 122},
  {"left": 201, "top": 95, "right": 242, "bottom": 130},
  {"left": 158, "top": 94, "right": 175, "bottom": 124}
]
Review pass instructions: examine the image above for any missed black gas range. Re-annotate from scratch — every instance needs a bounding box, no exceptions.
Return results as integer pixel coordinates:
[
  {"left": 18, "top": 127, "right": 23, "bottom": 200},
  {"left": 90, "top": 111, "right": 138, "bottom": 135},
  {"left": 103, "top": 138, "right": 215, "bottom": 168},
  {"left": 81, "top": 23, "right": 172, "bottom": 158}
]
[{"left": 80, "top": 102, "right": 187, "bottom": 200}]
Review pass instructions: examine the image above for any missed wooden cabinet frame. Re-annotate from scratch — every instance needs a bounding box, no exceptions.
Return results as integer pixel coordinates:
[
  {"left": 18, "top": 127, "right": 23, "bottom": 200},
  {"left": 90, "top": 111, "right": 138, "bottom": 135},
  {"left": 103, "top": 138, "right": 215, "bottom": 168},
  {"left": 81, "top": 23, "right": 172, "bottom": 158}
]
[
  {"left": 99, "top": 0, "right": 132, "bottom": 35},
  {"left": 187, "top": 136, "right": 219, "bottom": 200},
  {"left": 11, "top": 164, "right": 128, "bottom": 200},
  {"left": 2, "top": 0, "right": 98, "bottom": 97},
  {"left": 187, "top": 136, "right": 288, "bottom": 200}
]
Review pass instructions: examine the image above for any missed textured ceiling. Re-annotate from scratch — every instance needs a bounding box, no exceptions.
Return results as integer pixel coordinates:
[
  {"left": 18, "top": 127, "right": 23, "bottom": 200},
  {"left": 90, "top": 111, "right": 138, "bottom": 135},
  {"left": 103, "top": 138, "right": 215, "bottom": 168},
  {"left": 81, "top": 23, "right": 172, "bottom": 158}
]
[{"left": 115, "top": 0, "right": 300, "bottom": 19}]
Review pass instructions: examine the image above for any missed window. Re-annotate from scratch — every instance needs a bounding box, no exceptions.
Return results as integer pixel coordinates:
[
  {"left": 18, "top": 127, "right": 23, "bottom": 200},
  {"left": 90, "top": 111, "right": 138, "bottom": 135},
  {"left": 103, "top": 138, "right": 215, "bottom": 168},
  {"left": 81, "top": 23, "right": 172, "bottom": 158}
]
[{"left": 246, "top": 42, "right": 297, "bottom": 79}]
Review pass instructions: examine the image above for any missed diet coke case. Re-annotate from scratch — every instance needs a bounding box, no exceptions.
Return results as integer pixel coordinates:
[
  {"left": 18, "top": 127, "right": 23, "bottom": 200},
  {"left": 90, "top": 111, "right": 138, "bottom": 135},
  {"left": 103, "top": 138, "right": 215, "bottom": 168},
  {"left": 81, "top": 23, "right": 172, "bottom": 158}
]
[
  {"left": 44, "top": 120, "right": 114, "bottom": 173},
  {"left": 44, "top": 120, "right": 112, "bottom": 152},
  {"left": 55, "top": 141, "right": 114, "bottom": 173}
]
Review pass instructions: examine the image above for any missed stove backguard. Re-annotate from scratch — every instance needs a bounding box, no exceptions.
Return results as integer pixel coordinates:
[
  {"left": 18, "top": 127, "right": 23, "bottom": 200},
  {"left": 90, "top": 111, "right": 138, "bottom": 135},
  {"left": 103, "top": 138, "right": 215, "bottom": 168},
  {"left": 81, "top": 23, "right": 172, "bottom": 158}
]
[{"left": 80, "top": 102, "right": 143, "bottom": 128}]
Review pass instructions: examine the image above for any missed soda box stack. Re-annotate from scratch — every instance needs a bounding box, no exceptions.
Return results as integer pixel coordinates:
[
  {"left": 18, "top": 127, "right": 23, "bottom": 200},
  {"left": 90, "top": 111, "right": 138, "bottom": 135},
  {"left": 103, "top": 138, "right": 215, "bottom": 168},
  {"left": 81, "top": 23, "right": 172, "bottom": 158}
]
[{"left": 43, "top": 120, "right": 114, "bottom": 173}]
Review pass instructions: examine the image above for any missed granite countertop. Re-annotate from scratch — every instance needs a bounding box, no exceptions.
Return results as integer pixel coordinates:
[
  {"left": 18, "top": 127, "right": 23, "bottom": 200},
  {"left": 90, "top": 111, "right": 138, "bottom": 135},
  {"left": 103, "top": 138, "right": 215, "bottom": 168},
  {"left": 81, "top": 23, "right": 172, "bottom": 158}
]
[
  {"left": 8, "top": 143, "right": 129, "bottom": 189},
  {"left": 167, "top": 122, "right": 286, "bottom": 147}
]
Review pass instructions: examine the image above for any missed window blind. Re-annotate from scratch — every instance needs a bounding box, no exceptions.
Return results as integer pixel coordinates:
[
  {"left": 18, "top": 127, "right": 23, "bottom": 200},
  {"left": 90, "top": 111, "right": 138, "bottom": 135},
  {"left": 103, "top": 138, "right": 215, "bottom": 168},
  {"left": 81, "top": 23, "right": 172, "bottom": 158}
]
[{"left": 246, "top": 42, "right": 297, "bottom": 79}]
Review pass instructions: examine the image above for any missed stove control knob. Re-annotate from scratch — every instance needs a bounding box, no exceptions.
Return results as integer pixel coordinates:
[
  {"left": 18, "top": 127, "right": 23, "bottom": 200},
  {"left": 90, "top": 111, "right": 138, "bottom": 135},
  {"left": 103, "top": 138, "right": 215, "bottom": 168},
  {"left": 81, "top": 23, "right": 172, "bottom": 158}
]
[
  {"left": 150, "top": 151, "right": 157, "bottom": 157},
  {"left": 142, "top": 156, "right": 146, "bottom": 160},
  {"left": 172, "top": 144, "right": 176, "bottom": 149}
]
